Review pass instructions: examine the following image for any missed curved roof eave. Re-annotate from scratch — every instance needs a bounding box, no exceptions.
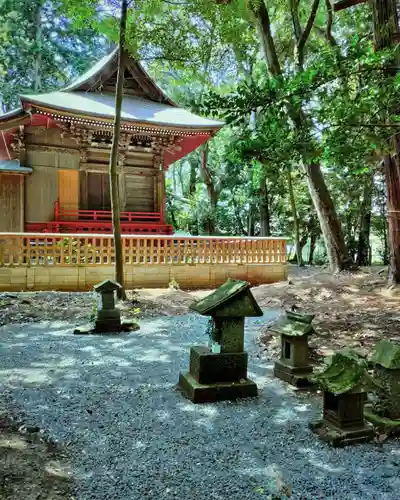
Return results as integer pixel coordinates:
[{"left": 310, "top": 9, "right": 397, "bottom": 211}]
[
  {"left": 20, "top": 92, "right": 224, "bottom": 131},
  {"left": 0, "top": 108, "right": 31, "bottom": 131}
]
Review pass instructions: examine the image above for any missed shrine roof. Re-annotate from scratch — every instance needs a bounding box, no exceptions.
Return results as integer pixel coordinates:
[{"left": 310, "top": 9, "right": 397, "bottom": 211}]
[
  {"left": 0, "top": 159, "right": 32, "bottom": 173},
  {"left": 270, "top": 310, "right": 315, "bottom": 337},
  {"left": 313, "top": 349, "right": 374, "bottom": 395},
  {"left": 1, "top": 46, "right": 223, "bottom": 134},
  {"left": 190, "top": 278, "right": 263, "bottom": 317},
  {"left": 20, "top": 91, "right": 223, "bottom": 130},
  {"left": 372, "top": 340, "right": 400, "bottom": 369}
]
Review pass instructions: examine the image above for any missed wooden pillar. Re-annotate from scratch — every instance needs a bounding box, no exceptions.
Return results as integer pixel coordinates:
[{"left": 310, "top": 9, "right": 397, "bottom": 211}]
[
  {"left": 79, "top": 149, "right": 88, "bottom": 210},
  {"left": 79, "top": 171, "right": 88, "bottom": 209},
  {"left": 19, "top": 175, "right": 25, "bottom": 232},
  {"left": 118, "top": 171, "right": 126, "bottom": 212},
  {"left": 158, "top": 170, "right": 166, "bottom": 223}
]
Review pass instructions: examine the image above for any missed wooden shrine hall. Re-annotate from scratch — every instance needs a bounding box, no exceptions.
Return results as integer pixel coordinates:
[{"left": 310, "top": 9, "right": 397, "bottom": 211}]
[{"left": 0, "top": 47, "right": 223, "bottom": 234}]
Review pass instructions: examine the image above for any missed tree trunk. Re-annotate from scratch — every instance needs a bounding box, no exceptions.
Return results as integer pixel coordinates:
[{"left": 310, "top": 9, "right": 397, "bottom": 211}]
[
  {"left": 172, "top": 165, "right": 177, "bottom": 193},
  {"left": 374, "top": 0, "right": 400, "bottom": 284},
  {"left": 200, "top": 144, "right": 219, "bottom": 235},
  {"left": 189, "top": 157, "right": 197, "bottom": 196},
  {"left": 384, "top": 150, "right": 400, "bottom": 283},
  {"left": 34, "top": 0, "right": 42, "bottom": 92},
  {"left": 308, "top": 233, "right": 317, "bottom": 265},
  {"left": 303, "top": 163, "right": 353, "bottom": 272},
  {"left": 248, "top": 207, "right": 255, "bottom": 236},
  {"left": 254, "top": 0, "right": 352, "bottom": 272},
  {"left": 109, "top": 0, "right": 127, "bottom": 300},
  {"left": 259, "top": 166, "right": 271, "bottom": 237},
  {"left": 356, "top": 173, "right": 373, "bottom": 266},
  {"left": 287, "top": 165, "right": 303, "bottom": 266}
]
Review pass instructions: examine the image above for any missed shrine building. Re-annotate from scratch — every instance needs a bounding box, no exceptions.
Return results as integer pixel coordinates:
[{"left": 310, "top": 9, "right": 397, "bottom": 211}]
[{"left": 0, "top": 47, "right": 223, "bottom": 234}]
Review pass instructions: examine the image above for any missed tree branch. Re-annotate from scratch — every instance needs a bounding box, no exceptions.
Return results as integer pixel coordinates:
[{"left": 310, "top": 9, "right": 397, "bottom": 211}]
[
  {"left": 289, "top": 0, "right": 302, "bottom": 44},
  {"left": 298, "top": 0, "right": 320, "bottom": 50},
  {"left": 254, "top": 1, "right": 281, "bottom": 76},
  {"left": 325, "top": 0, "right": 338, "bottom": 46}
]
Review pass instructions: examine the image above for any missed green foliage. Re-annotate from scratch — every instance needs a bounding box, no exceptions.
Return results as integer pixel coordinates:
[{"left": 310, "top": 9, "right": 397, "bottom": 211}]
[
  {"left": 0, "top": 0, "right": 108, "bottom": 110},
  {"left": 1, "top": 0, "right": 394, "bottom": 265}
]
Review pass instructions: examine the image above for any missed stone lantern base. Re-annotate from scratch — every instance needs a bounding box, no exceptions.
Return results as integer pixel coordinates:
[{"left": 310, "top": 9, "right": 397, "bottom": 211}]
[
  {"left": 178, "top": 346, "right": 258, "bottom": 403},
  {"left": 74, "top": 319, "right": 139, "bottom": 335},
  {"left": 273, "top": 360, "right": 314, "bottom": 388},
  {"left": 309, "top": 420, "right": 374, "bottom": 447},
  {"left": 364, "top": 405, "right": 400, "bottom": 437}
]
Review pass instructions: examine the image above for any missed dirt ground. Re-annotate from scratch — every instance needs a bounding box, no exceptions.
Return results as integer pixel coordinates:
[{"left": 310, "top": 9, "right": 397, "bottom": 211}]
[
  {"left": 0, "top": 409, "right": 74, "bottom": 499},
  {"left": 255, "top": 265, "right": 400, "bottom": 361},
  {"left": 0, "top": 265, "right": 399, "bottom": 498},
  {"left": 1, "top": 265, "right": 398, "bottom": 361}
]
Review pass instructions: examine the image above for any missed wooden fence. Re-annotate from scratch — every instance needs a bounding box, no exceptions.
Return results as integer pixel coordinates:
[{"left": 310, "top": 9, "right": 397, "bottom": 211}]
[{"left": 0, "top": 233, "right": 288, "bottom": 291}]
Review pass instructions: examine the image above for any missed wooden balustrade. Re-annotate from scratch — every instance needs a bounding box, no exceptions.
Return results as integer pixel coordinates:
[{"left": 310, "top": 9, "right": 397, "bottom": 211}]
[{"left": 0, "top": 233, "right": 287, "bottom": 267}]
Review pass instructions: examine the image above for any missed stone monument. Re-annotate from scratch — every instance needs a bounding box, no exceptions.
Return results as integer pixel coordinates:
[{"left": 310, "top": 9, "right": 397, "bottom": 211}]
[
  {"left": 309, "top": 349, "right": 374, "bottom": 446},
  {"left": 178, "top": 278, "right": 263, "bottom": 403},
  {"left": 74, "top": 280, "right": 139, "bottom": 334},
  {"left": 271, "top": 310, "right": 315, "bottom": 388},
  {"left": 364, "top": 339, "right": 400, "bottom": 435}
]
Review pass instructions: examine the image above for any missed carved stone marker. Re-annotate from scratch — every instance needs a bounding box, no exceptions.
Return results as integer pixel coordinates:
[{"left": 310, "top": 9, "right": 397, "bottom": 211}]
[
  {"left": 94, "top": 280, "right": 122, "bottom": 332},
  {"left": 178, "top": 279, "right": 263, "bottom": 403},
  {"left": 364, "top": 340, "right": 400, "bottom": 434},
  {"left": 309, "top": 350, "right": 374, "bottom": 447},
  {"left": 271, "top": 310, "right": 315, "bottom": 388},
  {"left": 74, "top": 280, "right": 139, "bottom": 335}
]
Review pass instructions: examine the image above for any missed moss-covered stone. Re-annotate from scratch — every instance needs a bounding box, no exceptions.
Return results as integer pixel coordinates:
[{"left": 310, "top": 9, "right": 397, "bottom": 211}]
[
  {"left": 371, "top": 339, "right": 400, "bottom": 369},
  {"left": 270, "top": 310, "right": 315, "bottom": 337},
  {"left": 372, "top": 363, "right": 400, "bottom": 420},
  {"left": 189, "top": 279, "right": 262, "bottom": 317},
  {"left": 364, "top": 405, "right": 400, "bottom": 436},
  {"left": 309, "top": 419, "right": 374, "bottom": 447},
  {"left": 312, "top": 349, "right": 374, "bottom": 395}
]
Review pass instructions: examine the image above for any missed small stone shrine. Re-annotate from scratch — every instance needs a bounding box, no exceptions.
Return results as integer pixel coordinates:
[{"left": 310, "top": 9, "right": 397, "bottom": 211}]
[
  {"left": 271, "top": 310, "right": 315, "bottom": 388},
  {"left": 364, "top": 340, "right": 400, "bottom": 434},
  {"left": 309, "top": 350, "right": 374, "bottom": 446},
  {"left": 74, "top": 280, "right": 139, "bottom": 334},
  {"left": 178, "top": 279, "right": 263, "bottom": 403}
]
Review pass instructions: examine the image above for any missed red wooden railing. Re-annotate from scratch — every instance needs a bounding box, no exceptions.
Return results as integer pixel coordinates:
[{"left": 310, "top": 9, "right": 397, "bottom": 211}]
[
  {"left": 25, "top": 201, "right": 172, "bottom": 235},
  {"left": 54, "top": 200, "right": 162, "bottom": 223}
]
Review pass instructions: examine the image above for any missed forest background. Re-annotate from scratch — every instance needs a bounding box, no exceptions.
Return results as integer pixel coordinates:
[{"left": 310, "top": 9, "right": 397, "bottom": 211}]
[{"left": 1, "top": 0, "right": 398, "bottom": 271}]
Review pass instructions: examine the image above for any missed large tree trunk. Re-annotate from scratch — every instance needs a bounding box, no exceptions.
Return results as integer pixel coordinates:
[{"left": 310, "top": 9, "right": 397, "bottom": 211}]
[
  {"left": 335, "top": 0, "right": 400, "bottom": 281},
  {"left": 303, "top": 163, "right": 353, "bottom": 271},
  {"left": 373, "top": 0, "right": 400, "bottom": 284},
  {"left": 253, "top": 0, "right": 352, "bottom": 272},
  {"left": 109, "top": 0, "right": 127, "bottom": 300},
  {"left": 308, "top": 233, "right": 317, "bottom": 265},
  {"left": 259, "top": 166, "right": 271, "bottom": 236},
  {"left": 200, "top": 144, "right": 219, "bottom": 235},
  {"left": 33, "top": 0, "right": 42, "bottom": 92},
  {"left": 189, "top": 158, "right": 197, "bottom": 196},
  {"left": 287, "top": 165, "right": 303, "bottom": 266},
  {"left": 384, "top": 150, "right": 400, "bottom": 283},
  {"left": 356, "top": 173, "right": 373, "bottom": 266}
]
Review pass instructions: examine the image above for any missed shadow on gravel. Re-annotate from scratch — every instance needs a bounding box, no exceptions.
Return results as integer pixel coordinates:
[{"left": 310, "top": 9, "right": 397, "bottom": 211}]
[{"left": 0, "top": 314, "right": 399, "bottom": 499}]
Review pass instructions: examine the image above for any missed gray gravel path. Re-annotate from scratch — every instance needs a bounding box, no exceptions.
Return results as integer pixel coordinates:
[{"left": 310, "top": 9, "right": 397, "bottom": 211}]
[{"left": 0, "top": 313, "right": 399, "bottom": 500}]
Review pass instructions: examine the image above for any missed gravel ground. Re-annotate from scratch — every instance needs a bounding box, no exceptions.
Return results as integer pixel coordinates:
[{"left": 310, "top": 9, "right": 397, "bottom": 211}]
[{"left": 0, "top": 313, "right": 399, "bottom": 500}]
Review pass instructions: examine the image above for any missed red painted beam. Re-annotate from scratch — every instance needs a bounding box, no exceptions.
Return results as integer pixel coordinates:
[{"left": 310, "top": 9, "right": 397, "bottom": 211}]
[{"left": 333, "top": 0, "right": 367, "bottom": 12}]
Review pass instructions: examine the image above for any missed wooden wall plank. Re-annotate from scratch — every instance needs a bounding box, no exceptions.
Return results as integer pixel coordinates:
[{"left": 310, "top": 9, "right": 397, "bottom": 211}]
[
  {"left": 58, "top": 170, "right": 79, "bottom": 215},
  {"left": 26, "top": 150, "right": 80, "bottom": 169},
  {"left": 0, "top": 174, "right": 23, "bottom": 231},
  {"left": 125, "top": 174, "right": 154, "bottom": 211},
  {"left": 25, "top": 166, "right": 58, "bottom": 222}
]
